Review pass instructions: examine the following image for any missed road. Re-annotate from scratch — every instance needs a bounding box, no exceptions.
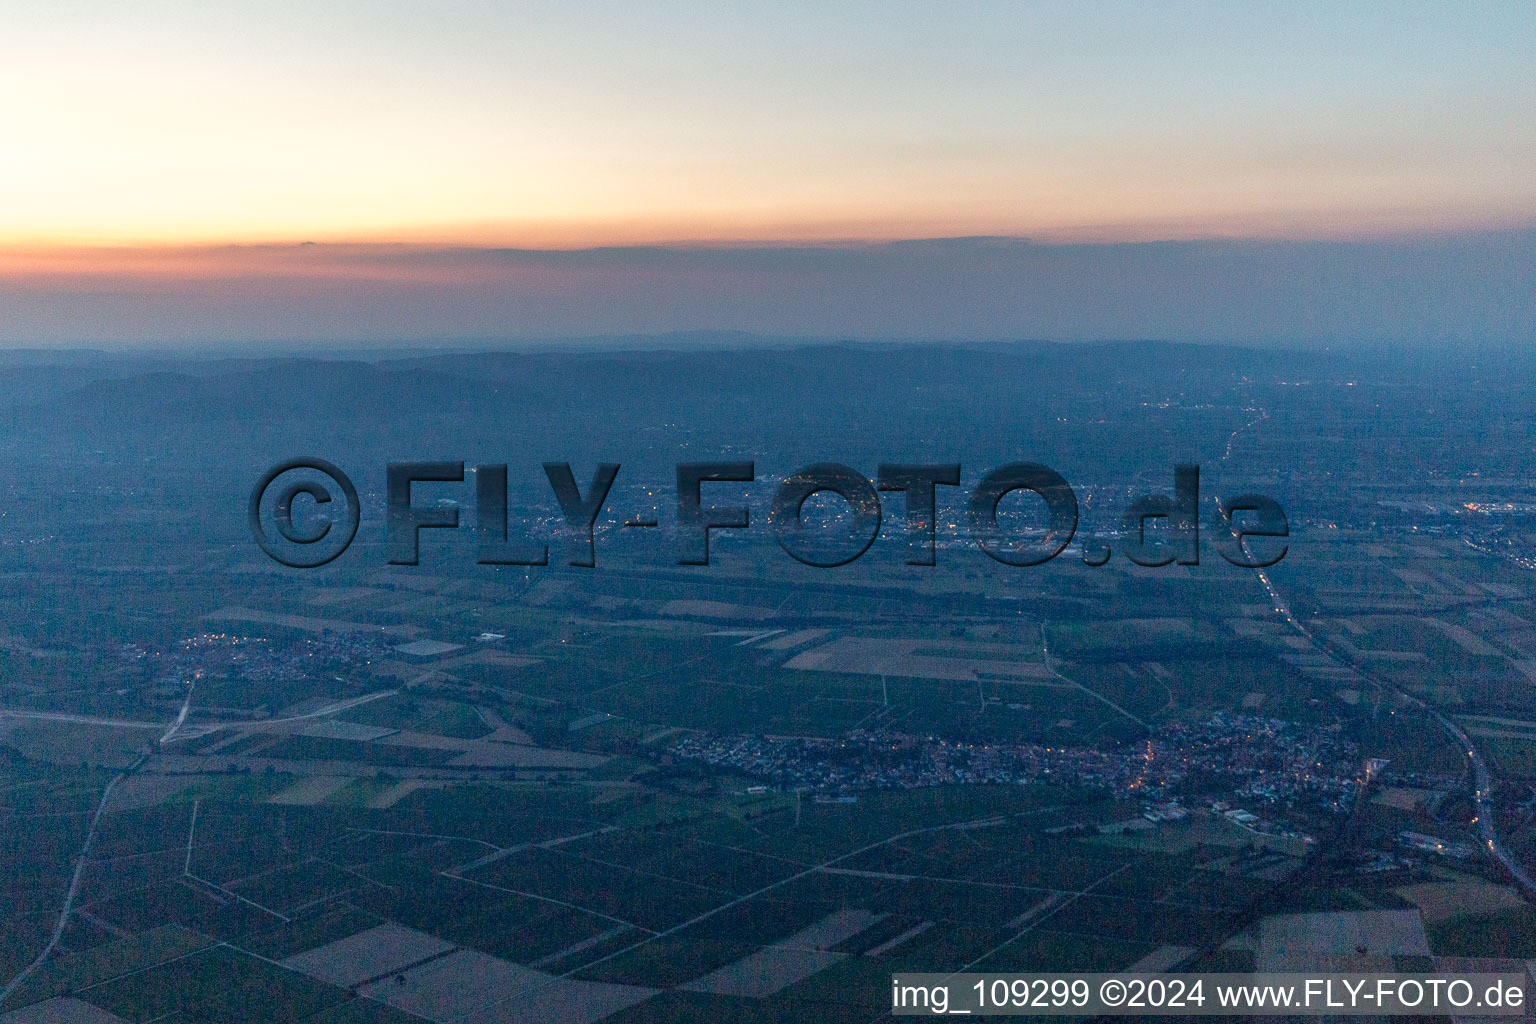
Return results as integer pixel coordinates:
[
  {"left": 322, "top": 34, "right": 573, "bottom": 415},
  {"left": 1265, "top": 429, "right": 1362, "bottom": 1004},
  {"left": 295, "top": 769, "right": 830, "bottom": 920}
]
[
  {"left": 1254, "top": 568, "right": 1536, "bottom": 899},
  {"left": 0, "top": 709, "right": 163, "bottom": 730},
  {"left": 1430, "top": 709, "right": 1536, "bottom": 895},
  {"left": 0, "top": 766, "right": 130, "bottom": 1005},
  {"left": 0, "top": 688, "right": 398, "bottom": 737},
  {"left": 557, "top": 809, "right": 1052, "bottom": 987},
  {"left": 256, "top": 689, "right": 398, "bottom": 725},
  {"left": 0, "top": 688, "right": 406, "bottom": 1004},
  {"left": 1039, "top": 623, "right": 1150, "bottom": 731},
  {"left": 158, "top": 680, "right": 196, "bottom": 745}
]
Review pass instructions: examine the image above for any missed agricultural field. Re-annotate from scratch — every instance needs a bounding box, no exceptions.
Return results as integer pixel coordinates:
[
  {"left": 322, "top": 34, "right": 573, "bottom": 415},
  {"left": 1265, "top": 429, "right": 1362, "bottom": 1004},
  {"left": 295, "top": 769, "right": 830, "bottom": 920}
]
[
  {"left": 3, "top": 451, "right": 1536, "bottom": 1022},
  {"left": 0, "top": 768, "right": 1284, "bottom": 1023}
]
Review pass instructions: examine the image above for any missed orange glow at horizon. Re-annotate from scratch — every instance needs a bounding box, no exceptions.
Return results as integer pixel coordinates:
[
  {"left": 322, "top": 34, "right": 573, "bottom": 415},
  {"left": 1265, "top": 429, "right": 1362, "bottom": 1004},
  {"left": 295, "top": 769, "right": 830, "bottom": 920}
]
[
  {"left": 3, "top": 195, "right": 1535, "bottom": 290},
  {"left": 3, "top": 4, "right": 1534, "bottom": 257},
  {"left": 5, "top": 172, "right": 1535, "bottom": 254}
]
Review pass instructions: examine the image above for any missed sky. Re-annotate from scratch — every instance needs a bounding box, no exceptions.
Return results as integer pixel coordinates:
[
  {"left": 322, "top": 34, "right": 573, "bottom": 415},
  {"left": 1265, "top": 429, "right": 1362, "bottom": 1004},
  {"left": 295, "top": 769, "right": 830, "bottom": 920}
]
[{"left": 1, "top": 2, "right": 1533, "bottom": 344}]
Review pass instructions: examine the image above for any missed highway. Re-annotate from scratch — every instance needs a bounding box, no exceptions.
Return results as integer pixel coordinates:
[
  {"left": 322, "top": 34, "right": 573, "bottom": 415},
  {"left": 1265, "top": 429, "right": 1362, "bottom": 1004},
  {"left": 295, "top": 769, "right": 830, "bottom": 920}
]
[
  {"left": 1430, "top": 708, "right": 1536, "bottom": 895},
  {"left": 1255, "top": 569, "right": 1536, "bottom": 899}
]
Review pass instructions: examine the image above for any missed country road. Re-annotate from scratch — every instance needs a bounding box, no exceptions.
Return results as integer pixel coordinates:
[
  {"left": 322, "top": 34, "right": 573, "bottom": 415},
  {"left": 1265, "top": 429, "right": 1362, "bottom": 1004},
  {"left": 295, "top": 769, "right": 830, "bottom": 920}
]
[
  {"left": 0, "top": 765, "right": 131, "bottom": 1005},
  {"left": 0, "top": 688, "right": 398, "bottom": 737}
]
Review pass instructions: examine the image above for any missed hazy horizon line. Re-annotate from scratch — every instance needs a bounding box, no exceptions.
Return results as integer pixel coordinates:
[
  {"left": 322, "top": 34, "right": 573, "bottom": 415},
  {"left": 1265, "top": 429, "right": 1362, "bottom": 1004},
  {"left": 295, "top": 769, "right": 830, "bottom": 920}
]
[
  {"left": 2, "top": 230, "right": 1530, "bottom": 348},
  {"left": 5, "top": 221, "right": 1536, "bottom": 257}
]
